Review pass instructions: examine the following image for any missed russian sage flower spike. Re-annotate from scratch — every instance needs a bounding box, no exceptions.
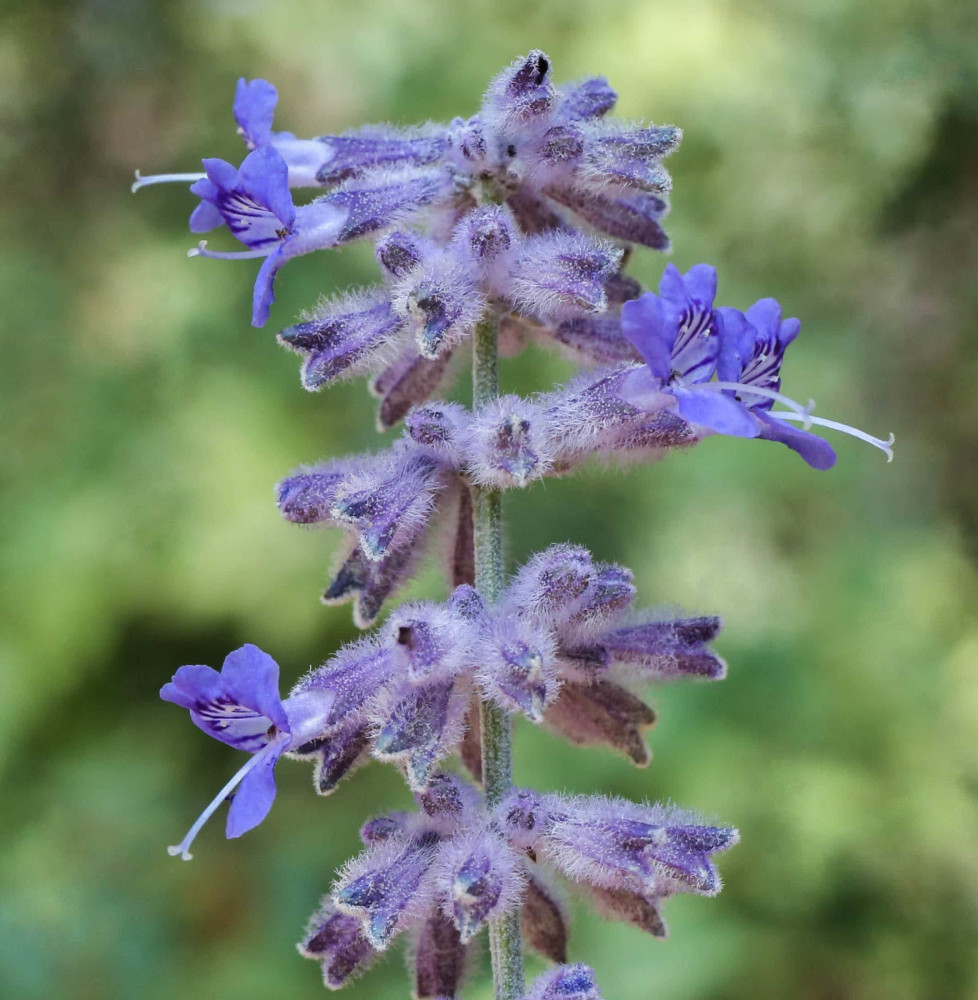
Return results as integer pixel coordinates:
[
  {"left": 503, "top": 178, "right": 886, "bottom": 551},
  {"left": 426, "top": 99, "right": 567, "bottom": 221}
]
[{"left": 160, "top": 644, "right": 335, "bottom": 858}]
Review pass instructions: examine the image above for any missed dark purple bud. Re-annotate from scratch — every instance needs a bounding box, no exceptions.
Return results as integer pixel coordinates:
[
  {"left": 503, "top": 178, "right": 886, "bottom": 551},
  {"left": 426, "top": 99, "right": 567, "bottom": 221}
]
[
  {"left": 521, "top": 872, "right": 569, "bottom": 963},
  {"left": 536, "top": 123, "right": 586, "bottom": 167},
  {"left": 547, "top": 185, "right": 670, "bottom": 250},
  {"left": 405, "top": 402, "right": 469, "bottom": 462},
  {"left": 371, "top": 345, "right": 455, "bottom": 429},
  {"left": 393, "top": 255, "right": 485, "bottom": 359},
  {"left": 502, "top": 544, "right": 595, "bottom": 624},
  {"left": 417, "top": 772, "right": 479, "bottom": 824},
  {"left": 453, "top": 204, "right": 518, "bottom": 267},
  {"left": 505, "top": 187, "right": 565, "bottom": 234},
  {"left": 544, "top": 680, "right": 655, "bottom": 767},
  {"left": 323, "top": 540, "right": 427, "bottom": 628},
  {"left": 386, "top": 600, "right": 473, "bottom": 682},
  {"left": 360, "top": 811, "right": 410, "bottom": 845},
  {"left": 375, "top": 230, "right": 428, "bottom": 278},
  {"left": 448, "top": 584, "right": 489, "bottom": 624},
  {"left": 291, "top": 639, "right": 397, "bottom": 725},
  {"left": 526, "top": 964, "right": 603, "bottom": 1000},
  {"left": 333, "top": 833, "right": 441, "bottom": 949},
  {"left": 315, "top": 125, "right": 449, "bottom": 185},
  {"left": 465, "top": 396, "right": 553, "bottom": 489},
  {"left": 331, "top": 451, "right": 442, "bottom": 561},
  {"left": 372, "top": 678, "right": 470, "bottom": 791},
  {"left": 290, "top": 718, "right": 372, "bottom": 795},
  {"left": 326, "top": 169, "right": 451, "bottom": 244},
  {"left": 447, "top": 115, "right": 488, "bottom": 167},
  {"left": 436, "top": 830, "right": 525, "bottom": 942},
  {"left": 599, "top": 616, "right": 726, "bottom": 680},
  {"left": 484, "top": 50, "right": 556, "bottom": 133},
  {"left": 497, "top": 788, "right": 551, "bottom": 850},
  {"left": 558, "top": 77, "right": 617, "bottom": 121},
  {"left": 563, "top": 563, "right": 636, "bottom": 634},
  {"left": 298, "top": 903, "right": 379, "bottom": 989},
  {"left": 277, "top": 289, "right": 402, "bottom": 390},
  {"left": 277, "top": 456, "right": 366, "bottom": 525},
  {"left": 585, "top": 885, "right": 667, "bottom": 938},
  {"left": 507, "top": 231, "right": 622, "bottom": 321},
  {"left": 411, "top": 909, "right": 468, "bottom": 999}
]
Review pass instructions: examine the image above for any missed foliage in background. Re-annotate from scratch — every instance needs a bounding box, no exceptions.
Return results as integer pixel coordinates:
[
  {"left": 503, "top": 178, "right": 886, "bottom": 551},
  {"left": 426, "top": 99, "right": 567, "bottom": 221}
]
[{"left": 0, "top": 1, "right": 976, "bottom": 998}]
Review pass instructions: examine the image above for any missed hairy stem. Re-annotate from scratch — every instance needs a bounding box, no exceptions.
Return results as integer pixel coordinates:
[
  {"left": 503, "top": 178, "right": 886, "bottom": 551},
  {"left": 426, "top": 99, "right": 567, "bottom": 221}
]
[{"left": 473, "top": 309, "right": 525, "bottom": 1000}]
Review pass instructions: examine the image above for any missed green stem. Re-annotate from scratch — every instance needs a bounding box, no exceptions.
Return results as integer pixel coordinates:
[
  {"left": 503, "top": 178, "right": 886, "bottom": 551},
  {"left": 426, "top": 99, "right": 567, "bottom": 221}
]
[{"left": 472, "top": 309, "right": 525, "bottom": 1000}]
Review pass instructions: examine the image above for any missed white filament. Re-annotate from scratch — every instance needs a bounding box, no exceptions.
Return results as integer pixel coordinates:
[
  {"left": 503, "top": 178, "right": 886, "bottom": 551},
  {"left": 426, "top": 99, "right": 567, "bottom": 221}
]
[
  {"left": 771, "top": 411, "right": 895, "bottom": 462},
  {"left": 188, "top": 240, "right": 270, "bottom": 260},
  {"left": 131, "top": 170, "right": 206, "bottom": 194},
  {"left": 166, "top": 737, "right": 284, "bottom": 861},
  {"left": 709, "top": 382, "right": 815, "bottom": 426}
]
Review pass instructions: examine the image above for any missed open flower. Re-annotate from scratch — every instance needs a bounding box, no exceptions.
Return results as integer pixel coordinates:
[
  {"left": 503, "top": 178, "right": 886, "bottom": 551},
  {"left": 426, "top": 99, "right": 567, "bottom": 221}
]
[
  {"left": 620, "top": 264, "right": 895, "bottom": 466},
  {"left": 161, "top": 644, "right": 335, "bottom": 858}
]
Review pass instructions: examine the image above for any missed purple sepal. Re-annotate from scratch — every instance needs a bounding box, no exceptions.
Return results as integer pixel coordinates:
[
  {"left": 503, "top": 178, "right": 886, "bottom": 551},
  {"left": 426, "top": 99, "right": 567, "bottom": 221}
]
[
  {"left": 600, "top": 616, "right": 727, "bottom": 680},
  {"left": 291, "top": 639, "right": 397, "bottom": 726},
  {"left": 315, "top": 125, "right": 450, "bottom": 185},
  {"left": 497, "top": 789, "right": 552, "bottom": 850},
  {"left": 277, "top": 289, "right": 403, "bottom": 390},
  {"left": 375, "top": 230, "right": 428, "bottom": 279},
  {"left": 161, "top": 643, "right": 288, "bottom": 751},
  {"left": 540, "top": 795, "right": 738, "bottom": 897},
  {"left": 290, "top": 718, "right": 372, "bottom": 796},
  {"left": 501, "top": 544, "right": 595, "bottom": 625},
  {"left": 547, "top": 185, "right": 670, "bottom": 249},
  {"left": 360, "top": 811, "right": 410, "bottom": 845},
  {"left": 525, "top": 964, "right": 603, "bottom": 1000},
  {"left": 436, "top": 829, "right": 525, "bottom": 942},
  {"left": 505, "top": 188, "right": 566, "bottom": 234},
  {"left": 330, "top": 451, "right": 442, "bottom": 561},
  {"left": 477, "top": 624, "right": 559, "bottom": 723},
  {"left": 298, "top": 902, "right": 380, "bottom": 989},
  {"left": 506, "top": 231, "right": 622, "bottom": 321},
  {"left": 547, "top": 315, "right": 641, "bottom": 365},
  {"left": 323, "top": 541, "right": 427, "bottom": 629},
  {"left": 276, "top": 456, "right": 367, "bottom": 525},
  {"left": 372, "top": 678, "right": 470, "bottom": 791},
  {"left": 405, "top": 403, "right": 469, "bottom": 463},
  {"left": 333, "top": 833, "right": 441, "bottom": 950},
  {"left": 411, "top": 909, "right": 468, "bottom": 999},
  {"left": 465, "top": 396, "right": 552, "bottom": 488},
  {"left": 557, "top": 77, "right": 617, "bottom": 121},
  {"left": 385, "top": 601, "right": 472, "bottom": 681}
]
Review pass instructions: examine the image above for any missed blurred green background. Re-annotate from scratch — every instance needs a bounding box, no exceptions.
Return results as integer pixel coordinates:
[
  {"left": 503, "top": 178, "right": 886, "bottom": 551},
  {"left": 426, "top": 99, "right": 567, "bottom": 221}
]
[{"left": 2, "top": 0, "right": 977, "bottom": 998}]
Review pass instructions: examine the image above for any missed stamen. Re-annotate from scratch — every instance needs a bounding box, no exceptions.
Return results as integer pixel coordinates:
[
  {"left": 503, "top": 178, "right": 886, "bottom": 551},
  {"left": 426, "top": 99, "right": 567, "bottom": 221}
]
[
  {"left": 710, "top": 382, "right": 815, "bottom": 425},
  {"left": 771, "top": 411, "right": 895, "bottom": 462},
  {"left": 131, "top": 170, "right": 206, "bottom": 194},
  {"left": 166, "top": 736, "right": 285, "bottom": 860},
  {"left": 188, "top": 240, "right": 271, "bottom": 261}
]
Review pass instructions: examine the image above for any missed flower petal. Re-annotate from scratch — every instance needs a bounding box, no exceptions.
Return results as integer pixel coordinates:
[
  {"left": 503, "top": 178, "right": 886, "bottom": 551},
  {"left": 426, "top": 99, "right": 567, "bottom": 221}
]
[
  {"left": 672, "top": 386, "right": 758, "bottom": 438},
  {"left": 221, "top": 644, "right": 288, "bottom": 731},
  {"left": 225, "top": 747, "right": 281, "bottom": 838},
  {"left": 233, "top": 78, "right": 278, "bottom": 148},
  {"left": 755, "top": 413, "right": 837, "bottom": 470}
]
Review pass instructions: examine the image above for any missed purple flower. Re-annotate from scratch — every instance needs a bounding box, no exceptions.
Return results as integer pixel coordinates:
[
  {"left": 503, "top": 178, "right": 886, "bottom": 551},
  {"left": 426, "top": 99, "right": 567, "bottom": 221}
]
[
  {"left": 298, "top": 903, "right": 379, "bottom": 989},
  {"left": 160, "top": 644, "right": 335, "bottom": 857},
  {"left": 717, "top": 299, "right": 838, "bottom": 469},
  {"left": 188, "top": 147, "right": 451, "bottom": 326},
  {"left": 620, "top": 263, "right": 760, "bottom": 437}
]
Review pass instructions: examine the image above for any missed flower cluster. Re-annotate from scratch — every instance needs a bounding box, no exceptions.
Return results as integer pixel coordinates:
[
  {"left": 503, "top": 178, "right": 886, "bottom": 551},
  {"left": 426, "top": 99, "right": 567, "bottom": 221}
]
[
  {"left": 297, "top": 772, "right": 736, "bottom": 993},
  {"left": 162, "top": 546, "right": 724, "bottom": 860},
  {"left": 144, "top": 49, "right": 890, "bottom": 1000}
]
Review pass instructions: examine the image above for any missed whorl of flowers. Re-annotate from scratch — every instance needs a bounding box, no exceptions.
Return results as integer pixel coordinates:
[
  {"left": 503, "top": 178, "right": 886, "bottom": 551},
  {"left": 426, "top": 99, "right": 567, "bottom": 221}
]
[{"left": 142, "top": 51, "right": 892, "bottom": 999}]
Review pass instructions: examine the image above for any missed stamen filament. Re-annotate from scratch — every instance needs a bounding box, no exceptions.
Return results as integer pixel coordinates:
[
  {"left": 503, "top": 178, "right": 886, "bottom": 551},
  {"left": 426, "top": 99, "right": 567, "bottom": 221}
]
[
  {"left": 710, "top": 382, "right": 815, "bottom": 425},
  {"left": 167, "top": 737, "right": 283, "bottom": 860},
  {"left": 131, "top": 170, "right": 206, "bottom": 194},
  {"left": 771, "top": 411, "right": 895, "bottom": 462},
  {"left": 188, "top": 240, "right": 271, "bottom": 261}
]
